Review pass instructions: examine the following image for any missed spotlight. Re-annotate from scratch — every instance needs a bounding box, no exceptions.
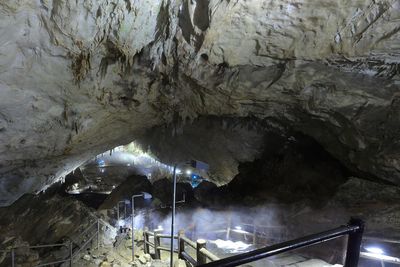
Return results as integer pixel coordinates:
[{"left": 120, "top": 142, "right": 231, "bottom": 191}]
[
  {"left": 186, "top": 169, "right": 192, "bottom": 175},
  {"left": 365, "top": 247, "right": 384, "bottom": 254},
  {"left": 142, "top": 192, "right": 152, "bottom": 199}
]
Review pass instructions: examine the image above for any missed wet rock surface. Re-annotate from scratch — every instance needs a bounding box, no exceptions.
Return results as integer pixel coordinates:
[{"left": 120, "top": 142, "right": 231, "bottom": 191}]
[
  {"left": 0, "top": 190, "right": 98, "bottom": 266},
  {"left": 227, "top": 133, "right": 351, "bottom": 204},
  {"left": 152, "top": 178, "right": 194, "bottom": 204},
  {"left": 0, "top": 0, "right": 399, "bottom": 206},
  {"left": 99, "top": 175, "right": 152, "bottom": 210}
]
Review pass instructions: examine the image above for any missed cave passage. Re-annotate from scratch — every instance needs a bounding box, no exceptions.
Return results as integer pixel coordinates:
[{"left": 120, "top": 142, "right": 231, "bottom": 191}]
[
  {"left": 1, "top": 0, "right": 399, "bottom": 266},
  {"left": 2, "top": 123, "right": 398, "bottom": 267}
]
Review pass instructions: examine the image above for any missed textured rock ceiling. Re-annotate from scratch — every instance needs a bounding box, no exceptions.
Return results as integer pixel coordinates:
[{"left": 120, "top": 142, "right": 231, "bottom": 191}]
[{"left": 0, "top": 0, "right": 399, "bottom": 205}]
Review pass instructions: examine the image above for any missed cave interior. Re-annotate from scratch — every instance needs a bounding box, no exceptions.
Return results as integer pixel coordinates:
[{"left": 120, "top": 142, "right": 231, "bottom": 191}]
[{"left": 0, "top": 0, "right": 400, "bottom": 266}]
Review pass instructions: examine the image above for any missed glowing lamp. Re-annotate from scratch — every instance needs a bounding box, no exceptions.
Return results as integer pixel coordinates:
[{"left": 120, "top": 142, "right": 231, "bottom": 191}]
[
  {"left": 365, "top": 247, "right": 384, "bottom": 254},
  {"left": 142, "top": 192, "right": 152, "bottom": 199}
]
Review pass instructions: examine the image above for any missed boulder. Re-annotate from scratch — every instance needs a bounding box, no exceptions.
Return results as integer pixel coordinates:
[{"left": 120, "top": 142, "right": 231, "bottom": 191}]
[
  {"left": 99, "top": 175, "right": 152, "bottom": 210},
  {"left": 100, "top": 261, "right": 112, "bottom": 267},
  {"left": 83, "top": 254, "right": 91, "bottom": 261},
  {"left": 138, "top": 255, "right": 147, "bottom": 264},
  {"left": 152, "top": 178, "right": 193, "bottom": 204}
]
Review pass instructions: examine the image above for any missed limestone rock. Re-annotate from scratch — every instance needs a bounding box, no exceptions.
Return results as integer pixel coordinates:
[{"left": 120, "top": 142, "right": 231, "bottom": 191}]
[
  {"left": 0, "top": 192, "right": 97, "bottom": 251},
  {"left": 94, "top": 259, "right": 104, "bottom": 266},
  {"left": 98, "top": 175, "right": 152, "bottom": 210},
  {"left": 0, "top": 0, "right": 399, "bottom": 206},
  {"left": 143, "top": 254, "right": 151, "bottom": 262},
  {"left": 100, "top": 261, "right": 111, "bottom": 267},
  {"left": 173, "top": 259, "right": 187, "bottom": 267},
  {"left": 152, "top": 178, "right": 194, "bottom": 203},
  {"left": 83, "top": 254, "right": 91, "bottom": 261},
  {"left": 105, "top": 254, "right": 115, "bottom": 263}
]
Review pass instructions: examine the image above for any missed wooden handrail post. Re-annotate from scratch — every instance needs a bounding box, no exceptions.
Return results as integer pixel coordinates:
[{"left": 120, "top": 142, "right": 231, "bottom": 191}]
[
  {"left": 178, "top": 230, "right": 185, "bottom": 259},
  {"left": 154, "top": 232, "right": 161, "bottom": 260},
  {"left": 197, "top": 239, "right": 207, "bottom": 265},
  {"left": 144, "top": 227, "right": 149, "bottom": 254}
]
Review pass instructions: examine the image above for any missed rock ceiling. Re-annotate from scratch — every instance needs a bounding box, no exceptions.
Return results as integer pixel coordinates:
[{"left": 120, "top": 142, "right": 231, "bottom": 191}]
[{"left": 0, "top": 0, "right": 399, "bottom": 205}]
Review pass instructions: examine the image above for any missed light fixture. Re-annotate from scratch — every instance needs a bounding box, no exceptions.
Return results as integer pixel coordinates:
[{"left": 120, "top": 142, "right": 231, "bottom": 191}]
[
  {"left": 131, "top": 192, "right": 152, "bottom": 261},
  {"left": 142, "top": 192, "right": 152, "bottom": 199},
  {"left": 186, "top": 169, "right": 192, "bottom": 175},
  {"left": 365, "top": 247, "right": 384, "bottom": 255},
  {"left": 170, "top": 160, "right": 209, "bottom": 267},
  {"left": 235, "top": 226, "right": 242, "bottom": 230}
]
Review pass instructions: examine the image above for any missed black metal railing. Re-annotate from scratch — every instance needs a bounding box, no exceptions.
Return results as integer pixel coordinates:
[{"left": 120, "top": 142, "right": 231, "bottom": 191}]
[
  {"left": 198, "top": 218, "right": 364, "bottom": 267},
  {"left": 0, "top": 218, "right": 113, "bottom": 267}
]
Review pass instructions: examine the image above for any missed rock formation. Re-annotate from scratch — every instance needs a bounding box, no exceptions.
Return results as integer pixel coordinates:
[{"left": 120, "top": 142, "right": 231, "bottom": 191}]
[{"left": 0, "top": 0, "right": 399, "bottom": 205}]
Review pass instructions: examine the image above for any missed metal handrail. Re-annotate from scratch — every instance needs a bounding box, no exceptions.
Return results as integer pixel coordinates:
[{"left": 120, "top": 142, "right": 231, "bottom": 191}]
[
  {"left": 198, "top": 219, "right": 364, "bottom": 267},
  {"left": 0, "top": 242, "right": 72, "bottom": 267},
  {"left": 79, "top": 221, "right": 98, "bottom": 236},
  {"left": 0, "top": 218, "right": 103, "bottom": 267},
  {"left": 1, "top": 243, "right": 68, "bottom": 251},
  {"left": 72, "top": 231, "right": 97, "bottom": 259},
  {"left": 35, "top": 258, "right": 70, "bottom": 267}
]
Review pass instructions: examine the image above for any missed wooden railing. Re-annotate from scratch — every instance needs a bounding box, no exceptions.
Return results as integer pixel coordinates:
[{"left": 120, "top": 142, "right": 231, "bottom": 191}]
[
  {"left": 143, "top": 228, "right": 178, "bottom": 259},
  {"left": 143, "top": 228, "right": 220, "bottom": 265}
]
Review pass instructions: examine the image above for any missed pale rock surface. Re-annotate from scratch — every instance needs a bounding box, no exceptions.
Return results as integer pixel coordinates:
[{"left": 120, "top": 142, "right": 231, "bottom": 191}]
[
  {"left": 0, "top": 0, "right": 399, "bottom": 205},
  {"left": 83, "top": 254, "right": 91, "bottom": 261},
  {"left": 173, "top": 259, "right": 186, "bottom": 267}
]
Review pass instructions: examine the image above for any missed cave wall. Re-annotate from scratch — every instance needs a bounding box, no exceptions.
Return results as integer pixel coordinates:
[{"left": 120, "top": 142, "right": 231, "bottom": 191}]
[{"left": 0, "top": 0, "right": 399, "bottom": 205}]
